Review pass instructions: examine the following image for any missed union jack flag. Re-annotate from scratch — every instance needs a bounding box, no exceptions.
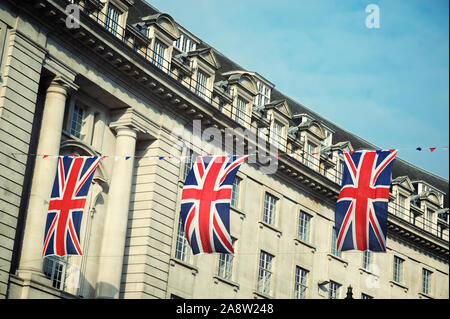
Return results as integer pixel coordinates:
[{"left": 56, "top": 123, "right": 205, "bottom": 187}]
[
  {"left": 180, "top": 155, "right": 247, "bottom": 255},
  {"left": 43, "top": 156, "right": 100, "bottom": 257},
  {"left": 334, "top": 150, "right": 398, "bottom": 252}
]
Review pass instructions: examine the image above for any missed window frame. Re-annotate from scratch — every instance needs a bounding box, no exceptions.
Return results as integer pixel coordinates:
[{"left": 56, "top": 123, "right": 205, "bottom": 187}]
[
  {"left": 294, "top": 266, "right": 308, "bottom": 299},
  {"left": 257, "top": 250, "right": 274, "bottom": 295},
  {"left": 230, "top": 176, "right": 242, "bottom": 209},
  {"left": 174, "top": 216, "right": 191, "bottom": 263},
  {"left": 105, "top": 3, "right": 121, "bottom": 37},
  {"left": 421, "top": 268, "right": 432, "bottom": 295},
  {"left": 298, "top": 210, "right": 312, "bottom": 243},
  {"left": 393, "top": 256, "right": 404, "bottom": 283},
  {"left": 262, "top": 192, "right": 278, "bottom": 226},
  {"left": 328, "top": 280, "right": 341, "bottom": 299},
  {"left": 331, "top": 227, "right": 342, "bottom": 258},
  {"left": 152, "top": 39, "right": 167, "bottom": 70}
]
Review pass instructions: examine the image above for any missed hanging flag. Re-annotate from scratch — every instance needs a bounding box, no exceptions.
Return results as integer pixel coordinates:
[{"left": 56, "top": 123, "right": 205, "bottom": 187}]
[
  {"left": 334, "top": 150, "right": 398, "bottom": 252},
  {"left": 43, "top": 156, "right": 101, "bottom": 257},
  {"left": 180, "top": 155, "right": 248, "bottom": 255}
]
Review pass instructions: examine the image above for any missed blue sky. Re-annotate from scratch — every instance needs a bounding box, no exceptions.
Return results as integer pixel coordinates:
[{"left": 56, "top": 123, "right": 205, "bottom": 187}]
[{"left": 146, "top": 0, "right": 449, "bottom": 180}]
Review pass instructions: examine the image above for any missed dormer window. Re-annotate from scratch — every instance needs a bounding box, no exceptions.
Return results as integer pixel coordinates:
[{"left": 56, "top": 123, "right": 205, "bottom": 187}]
[
  {"left": 235, "top": 97, "right": 248, "bottom": 126},
  {"left": 270, "top": 120, "right": 283, "bottom": 150},
  {"left": 105, "top": 3, "right": 121, "bottom": 37},
  {"left": 152, "top": 39, "right": 166, "bottom": 70},
  {"left": 195, "top": 70, "right": 209, "bottom": 100},
  {"left": 175, "top": 32, "right": 196, "bottom": 53},
  {"left": 254, "top": 80, "right": 271, "bottom": 107}
]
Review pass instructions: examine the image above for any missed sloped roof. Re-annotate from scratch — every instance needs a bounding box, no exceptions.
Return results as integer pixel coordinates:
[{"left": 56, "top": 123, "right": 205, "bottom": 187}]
[{"left": 129, "top": 0, "right": 449, "bottom": 206}]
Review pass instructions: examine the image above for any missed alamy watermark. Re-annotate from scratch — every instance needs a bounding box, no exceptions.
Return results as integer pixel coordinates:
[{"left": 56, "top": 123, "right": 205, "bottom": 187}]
[
  {"left": 365, "top": 4, "right": 380, "bottom": 29},
  {"left": 65, "top": 4, "right": 80, "bottom": 29},
  {"left": 169, "top": 120, "right": 280, "bottom": 175}
]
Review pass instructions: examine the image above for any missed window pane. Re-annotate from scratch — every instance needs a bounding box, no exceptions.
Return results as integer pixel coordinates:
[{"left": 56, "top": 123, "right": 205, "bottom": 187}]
[
  {"left": 231, "top": 177, "right": 241, "bottom": 208},
  {"left": 235, "top": 98, "right": 247, "bottom": 126},
  {"left": 263, "top": 193, "right": 277, "bottom": 225},
  {"left": 257, "top": 251, "right": 273, "bottom": 295},
  {"left": 175, "top": 217, "right": 190, "bottom": 262},
  {"left": 331, "top": 227, "right": 342, "bottom": 257},
  {"left": 422, "top": 268, "right": 431, "bottom": 294},
  {"left": 105, "top": 5, "right": 120, "bottom": 36},
  {"left": 194, "top": 71, "right": 209, "bottom": 100},
  {"left": 294, "top": 266, "right": 308, "bottom": 299},
  {"left": 298, "top": 211, "right": 311, "bottom": 243},
  {"left": 393, "top": 256, "right": 403, "bottom": 283},
  {"left": 329, "top": 281, "right": 341, "bottom": 299},
  {"left": 152, "top": 40, "right": 166, "bottom": 69},
  {"left": 362, "top": 250, "right": 372, "bottom": 270},
  {"left": 70, "top": 105, "right": 84, "bottom": 139}
]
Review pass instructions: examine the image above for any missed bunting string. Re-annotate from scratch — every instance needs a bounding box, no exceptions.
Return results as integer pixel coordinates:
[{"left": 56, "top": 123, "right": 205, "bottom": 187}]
[{"left": 8, "top": 146, "right": 449, "bottom": 160}]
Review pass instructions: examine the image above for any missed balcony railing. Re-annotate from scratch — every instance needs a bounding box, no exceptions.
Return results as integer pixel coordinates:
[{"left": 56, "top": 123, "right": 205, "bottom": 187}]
[
  {"left": 388, "top": 201, "right": 449, "bottom": 241},
  {"left": 60, "top": 1, "right": 449, "bottom": 237}
]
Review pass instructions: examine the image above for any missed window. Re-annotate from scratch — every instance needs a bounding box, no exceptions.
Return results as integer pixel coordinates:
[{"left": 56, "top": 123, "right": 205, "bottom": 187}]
[
  {"left": 105, "top": 4, "right": 120, "bottom": 36},
  {"left": 323, "top": 129, "right": 332, "bottom": 147},
  {"left": 253, "top": 81, "right": 270, "bottom": 107},
  {"left": 361, "top": 293, "right": 373, "bottom": 299},
  {"left": 294, "top": 266, "right": 308, "bottom": 299},
  {"left": 398, "top": 194, "right": 407, "bottom": 216},
  {"left": 331, "top": 227, "right": 342, "bottom": 257},
  {"left": 263, "top": 193, "right": 277, "bottom": 226},
  {"left": 174, "top": 217, "right": 190, "bottom": 262},
  {"left": 393, "top": 256, "right": 404, "bottom": 283},
  {"left": 152, "top": 39, "right": 166, "bottom": 70},
  {"left": 336, "top": 159, "right": 344, "bottom": 184},
  {"left": 183, "top": 149, "right": 197, "bottom": 181},
  {"left": 270, "top": 121, "right": 283, "bottom": 150},
  {"left": 70, "top": 105, "right": 84, "bottom": 139},
  {"left": 298, "top": 211, "right": 311, "bottom": 243},
  {"left": 422, "top": 268, "right": 432, "bottom": 295},
  {"left": 218, "top": 239, "right": 235, "bottom": 281},
  {"left": 425, "top": 208, "right": 434, "bottom": 232},
  {"left": 305, "top": 142, "right": 317, "bottom": 169},
  {"left": 257, "top": 251, "right": 273, "bottom": 295},
  {"left": 195, "top": 70, "right": 209, "bottom": 100},
  {"left": 43, "top": 256, "right": 73, "bottom": 290},
  {"left": 362, "top": 250, "right": 372, "bottom": 270},
  {"left": 175, "top": 32, "right": 196, "bottom": 53},
  {"left": 230, "top": 177, "right": 241, "bottom": 208},
  {"left": 235, "top": 97, "right": 247, "bottom": 126},
  {"left": 329, "top": 281, "right": 341, "bottom": 299}
]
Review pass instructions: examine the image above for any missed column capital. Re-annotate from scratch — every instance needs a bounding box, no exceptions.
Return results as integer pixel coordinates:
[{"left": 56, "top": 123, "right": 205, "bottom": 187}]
[
  {"left": 46, "top": 75, "right": 79, "bottom": 95},
  {"left": 112, "top": 125, "right": 138, "bottom": 139},
  {"left": 109, "top": 108, "right": 155, "bottom": 140}
]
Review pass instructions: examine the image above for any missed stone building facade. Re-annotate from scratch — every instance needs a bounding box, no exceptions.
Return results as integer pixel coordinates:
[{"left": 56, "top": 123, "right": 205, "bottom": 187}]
[{"left": 0, "top": 0, "right": 448, "bottom": 299}]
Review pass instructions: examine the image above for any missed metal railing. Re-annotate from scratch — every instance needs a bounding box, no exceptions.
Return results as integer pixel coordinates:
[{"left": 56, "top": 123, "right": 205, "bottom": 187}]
[
  {"left": 61, "top": 0, "right": 448, "bottom": 242},
  {"left": 388, "top": 201, "right": 449, "bottom": 241}
]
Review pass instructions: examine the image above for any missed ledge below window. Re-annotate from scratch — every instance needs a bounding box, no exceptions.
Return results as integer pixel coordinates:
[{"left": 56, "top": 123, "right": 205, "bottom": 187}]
[
  {"left": 293, "top": 238, "right": 316, "bottom": 253},
  {"left": 389, "top": 280, "right": 409, "bottom": 292},
  {"left": 327, "top": 253, "right": 348, "bottom": 267},
  {"left": 258, "top": 221, "right": 282, "bottom": 238},
  {"left": 418, "top": 292, "right": 433, "bottom": 299},
  {"left": 252, "top": 290, "right": 273, "bottom": 299},
  {"left": 230, "top": 205, "right": 246, "bottom": 220},
  {"left": 170, "top": 258, "right": 199, "bottom": 276},
  {"left": 213, "top": 275, "right": 239, "bottom": 292}
]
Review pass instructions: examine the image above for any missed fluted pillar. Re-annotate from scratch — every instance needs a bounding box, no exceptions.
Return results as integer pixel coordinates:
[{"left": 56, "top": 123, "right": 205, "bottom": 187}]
[
  {"left": 17, "top": 77, "right": 72, "bottom": 276},
  {"left": 95, "top": 126, "right": 137, "bottom": 298}
]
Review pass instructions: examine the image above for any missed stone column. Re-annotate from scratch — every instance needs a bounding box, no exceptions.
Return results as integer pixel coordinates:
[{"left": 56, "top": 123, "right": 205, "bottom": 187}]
[
  {"left": 95, "top": 126, "right": 137, "bottom": 298},
  {"left": 17, "top": 77, "right": 72, "bottom": 276}
]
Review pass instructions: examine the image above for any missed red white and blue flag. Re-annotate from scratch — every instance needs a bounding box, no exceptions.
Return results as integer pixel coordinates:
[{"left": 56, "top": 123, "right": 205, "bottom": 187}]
[
  {"left": 334, "top": 150, "right": 398, "bottom": 252},
  {"left": 43, "top": 156, "right": 100, "bottom": 257},
  {"left": 180, "top": 155, "right": 247, "bottom": 255}
]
